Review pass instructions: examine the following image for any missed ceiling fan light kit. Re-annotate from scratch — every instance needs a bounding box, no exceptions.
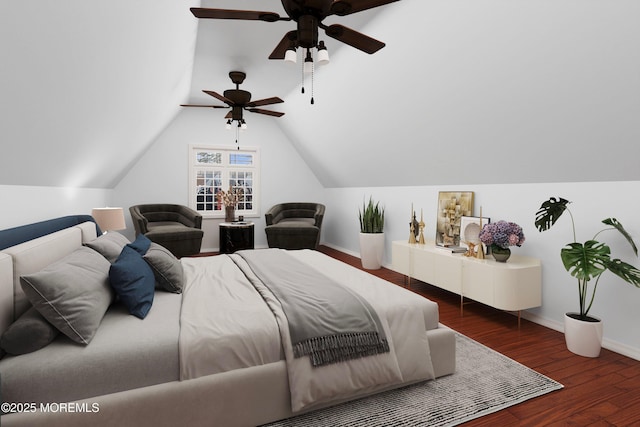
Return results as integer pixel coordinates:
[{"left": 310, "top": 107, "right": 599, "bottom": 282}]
[
  {"left": 303, "top": 49, "right": 314, "bottom": 74},
  {"left": 316, "top": 41, "right": 330, "bottom": 65},
  {"left": 284, "top": 45, "right": 298, "bottom": 63}
]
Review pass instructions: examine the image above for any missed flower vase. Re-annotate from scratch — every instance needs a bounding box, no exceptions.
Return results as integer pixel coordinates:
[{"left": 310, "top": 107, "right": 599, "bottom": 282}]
[
  {"left": 491, "top": 245, "right": 511, "bottom": 262},
  {"left": 225, "top": 206, "right": 235, "bottom": 223}
]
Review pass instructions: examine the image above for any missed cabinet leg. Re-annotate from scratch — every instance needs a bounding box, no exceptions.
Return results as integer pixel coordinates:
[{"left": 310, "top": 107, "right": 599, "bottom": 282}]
[{"left": 404, "top": 275, "right": 412, "bottom": 289}]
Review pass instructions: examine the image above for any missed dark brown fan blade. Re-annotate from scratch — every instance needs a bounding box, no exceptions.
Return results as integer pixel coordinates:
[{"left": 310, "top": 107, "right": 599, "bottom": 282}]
[
  {"left": 323, "top": 24, "right": 385, "bottom": 54},
  {"left": 247, "top": 108, "right": 285, "bottom": 117},
  {"left": 224, "top": 111, "right": 233, "bottom": 119},
  {"left": 180, "top": 104, "right": 227, "bottom": 108},
  {"left": 247, "top": 97, "right": 284, "bottom": 107},
  {"left": 269, "top": 31, "right": 297, "bottom": 59},
  {"left": 190, "top": 8, "right": 283, "bottom": 22},
  {"left": 329, "top": 0, "right": 400, "bottom": 16},
  {"left": 203, "top": 90, "right": 234, "bottom": 106}
]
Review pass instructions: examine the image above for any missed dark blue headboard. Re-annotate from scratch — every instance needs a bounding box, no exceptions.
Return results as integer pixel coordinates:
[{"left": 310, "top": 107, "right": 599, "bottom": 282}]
[{"left": 0, "top": 215, "right": 101, "bottom": 251}]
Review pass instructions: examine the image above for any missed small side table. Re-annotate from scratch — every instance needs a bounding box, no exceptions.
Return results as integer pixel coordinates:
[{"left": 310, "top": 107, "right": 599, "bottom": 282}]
[{"left": 219, "top": 222, "right": 255, "bottom": 254}]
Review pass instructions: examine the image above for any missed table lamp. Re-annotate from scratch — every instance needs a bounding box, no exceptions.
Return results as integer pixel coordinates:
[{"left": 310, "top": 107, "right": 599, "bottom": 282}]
[{"left": 91, "top": 207, "right": 126, "bottom": 234}]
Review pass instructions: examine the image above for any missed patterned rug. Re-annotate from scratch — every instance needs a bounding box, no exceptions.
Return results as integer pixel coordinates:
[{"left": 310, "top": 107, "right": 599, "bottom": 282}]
[{"left": 263, "top": 333, "right": 563, "bottom": 427}]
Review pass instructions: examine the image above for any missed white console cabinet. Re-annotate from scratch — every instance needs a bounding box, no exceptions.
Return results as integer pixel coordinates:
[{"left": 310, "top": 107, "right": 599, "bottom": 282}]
[{"left": 392, "top": 241, "right": 541, "bottom": 318}]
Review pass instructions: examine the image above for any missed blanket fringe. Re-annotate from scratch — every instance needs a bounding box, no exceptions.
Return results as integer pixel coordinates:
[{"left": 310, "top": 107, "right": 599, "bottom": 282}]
[{"left": 293, "top": 332, "right": 390, "bottom": 367}]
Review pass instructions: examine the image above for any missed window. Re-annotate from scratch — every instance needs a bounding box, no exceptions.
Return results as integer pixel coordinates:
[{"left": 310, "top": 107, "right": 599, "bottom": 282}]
[{"left": 189, "top": 145, "right": 260, "bottom": 218}]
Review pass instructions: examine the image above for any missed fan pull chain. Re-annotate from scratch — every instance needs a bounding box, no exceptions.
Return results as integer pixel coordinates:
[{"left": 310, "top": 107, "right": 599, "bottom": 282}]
[
  {"left": 301, "top": 59, "right": 305, "bottom": 95},
  {"left": 310, "top": 62, "right": 314, "bottom": 105},
  {"left": 235, "top": 124, "right": 240, "bottom": 150}
]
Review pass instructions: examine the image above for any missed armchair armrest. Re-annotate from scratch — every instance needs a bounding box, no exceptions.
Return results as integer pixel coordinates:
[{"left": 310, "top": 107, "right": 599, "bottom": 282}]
[
  {"left": 265, "top": 204, "right": 284, "bottom": 226},
  {"left": 129, "top": 206, "right": 149, "bottom": 235},
  {"left": 176, "top": 205, "right": 203, "bottom": 229},
  {"left": 314, "top": 204, "right": 325, "bottom": 228}
]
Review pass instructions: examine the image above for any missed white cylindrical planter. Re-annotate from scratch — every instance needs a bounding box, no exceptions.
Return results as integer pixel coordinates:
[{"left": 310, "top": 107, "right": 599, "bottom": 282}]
[
  {"left": 359, "top": 232, "right": 385, "bottom": 270},
  {"left": 564, "top": 313, "right": 603, "bottom": 358}
]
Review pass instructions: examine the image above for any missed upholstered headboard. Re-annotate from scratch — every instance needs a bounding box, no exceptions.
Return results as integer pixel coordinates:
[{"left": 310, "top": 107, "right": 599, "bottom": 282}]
[
  {"left": 0, "top": 215, "right": 100, "bottom": 251},
  {"left": 0, "top": 219, "right": 99, "bottom": 336}
]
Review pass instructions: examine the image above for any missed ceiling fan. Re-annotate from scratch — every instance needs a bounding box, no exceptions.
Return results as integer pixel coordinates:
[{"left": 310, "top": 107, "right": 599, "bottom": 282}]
[
  {"left": 180, "top": 71, "right": 284, "bottom": 125},
  {"left": 190, "top": 0, "right": 401, "bottom": 59}
]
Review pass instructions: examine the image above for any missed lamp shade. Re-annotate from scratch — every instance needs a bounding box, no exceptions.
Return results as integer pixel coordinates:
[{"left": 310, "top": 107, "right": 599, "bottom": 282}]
[{"left": 92, "top": 207, "right": 126, "bottom": 232}]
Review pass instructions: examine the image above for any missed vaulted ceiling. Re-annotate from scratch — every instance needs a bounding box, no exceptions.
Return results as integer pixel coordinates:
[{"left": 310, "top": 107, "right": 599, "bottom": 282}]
[{"left": 2, "top": 1, "right": 639, "bottom": 189}]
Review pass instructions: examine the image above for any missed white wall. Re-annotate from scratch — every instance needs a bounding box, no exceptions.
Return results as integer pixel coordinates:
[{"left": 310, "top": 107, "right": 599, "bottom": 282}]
[
  {"left": 0, "top": 185, "right": 112, "bottom": 230},
  {"left": 322, "top": 181, "right": 640, "bottom": 360},
  {"left": 112, "top": 108, "right": 325, "bottom": 250}
]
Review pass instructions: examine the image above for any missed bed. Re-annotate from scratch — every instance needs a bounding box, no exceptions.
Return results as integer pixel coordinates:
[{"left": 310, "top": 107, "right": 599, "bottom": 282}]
[{"left": 0, "top": 217, "right": 456, "bottom": 427}]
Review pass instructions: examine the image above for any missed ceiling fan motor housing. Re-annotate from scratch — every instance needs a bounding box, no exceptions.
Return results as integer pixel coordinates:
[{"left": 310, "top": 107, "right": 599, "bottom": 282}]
[
  {"left": 298, "top": 15, "right": 319, "bottom": 49},
  {"left": 282, "top": 0, "right": 332, "bottom": 21},
  {"left": 230, "top": 106, "right": 244, "bottom": 121},
  {"left": 224, "top": 89, "right": 252, "bottom": 106}
]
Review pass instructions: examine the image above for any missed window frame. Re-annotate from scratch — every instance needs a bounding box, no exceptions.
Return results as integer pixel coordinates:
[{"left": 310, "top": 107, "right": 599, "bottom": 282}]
[{"left": 188, "top": 144, "right": 260, "bottom": 219}]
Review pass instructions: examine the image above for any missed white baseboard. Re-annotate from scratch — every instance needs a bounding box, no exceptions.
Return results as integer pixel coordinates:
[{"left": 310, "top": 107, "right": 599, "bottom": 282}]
[
  {"left": 522, "top": 312, "right": 640, "bottom": 361},
  {"left": 319, "top": 242, "right": 395, "bottom": 270}
]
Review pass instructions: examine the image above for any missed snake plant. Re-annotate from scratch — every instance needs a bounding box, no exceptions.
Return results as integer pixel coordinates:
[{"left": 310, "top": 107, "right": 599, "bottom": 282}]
[
  {"left": 535, "top": 197, "right": 640, "bottom": 321},
  {"left": 359, "top": 197, "right": 385, "bottom": 233}
]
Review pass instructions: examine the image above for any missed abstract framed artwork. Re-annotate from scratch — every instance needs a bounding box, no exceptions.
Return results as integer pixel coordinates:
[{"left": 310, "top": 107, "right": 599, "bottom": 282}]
[
  {"left": 435, "top": 191, "right": 474, "bottom": 247},
  {"left": 460, "top": 215, "right": 491, "bottom": 254}
]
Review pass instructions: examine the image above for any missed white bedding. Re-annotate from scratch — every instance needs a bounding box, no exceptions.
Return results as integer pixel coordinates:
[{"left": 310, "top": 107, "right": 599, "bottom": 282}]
[
  {"left": 179, "top": 255, "right": 282, "bottom": 379},
  {"left": 179, "top": 250, "right": 436, "bottom": 413}
]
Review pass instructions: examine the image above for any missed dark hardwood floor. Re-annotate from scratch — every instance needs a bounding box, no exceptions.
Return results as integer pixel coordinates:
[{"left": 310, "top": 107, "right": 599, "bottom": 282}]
[{"left": 317, "top": 246, "right": 640, "bottom": 426}]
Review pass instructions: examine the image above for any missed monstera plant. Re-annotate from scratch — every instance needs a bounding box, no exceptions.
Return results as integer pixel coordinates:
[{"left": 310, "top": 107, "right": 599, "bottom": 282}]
[
  {"left": 535, "top": 197, "right": 640, "bottom": 357},
  {"left": 535, "top": 197, "right": 640, "bottom": 356},
  {"left": 536, "top": 197, "right": 640, "bottom": 357}
]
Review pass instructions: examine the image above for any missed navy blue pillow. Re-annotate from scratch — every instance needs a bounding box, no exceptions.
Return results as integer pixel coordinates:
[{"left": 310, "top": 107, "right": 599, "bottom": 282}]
[
  {"left": 109, "top": 246, "right": 155, "bottom": 319},
  {"left": 128, "top": 233, "right": 152, "bottom": 256}
]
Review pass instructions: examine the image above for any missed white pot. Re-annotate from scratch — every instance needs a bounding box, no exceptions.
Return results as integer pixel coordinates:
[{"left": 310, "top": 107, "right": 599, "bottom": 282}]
[
  {"left": 359, "top": 232, "right": 385, "bottom": 270},
  {"left": 564, "top": 313, "right": 603, "bottom": 358}
]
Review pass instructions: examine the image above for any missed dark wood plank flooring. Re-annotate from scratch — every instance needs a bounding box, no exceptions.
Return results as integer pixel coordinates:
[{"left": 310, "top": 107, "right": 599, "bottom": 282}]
[{"left": 317, "top": 246, "right": 640, "bottom": 426}]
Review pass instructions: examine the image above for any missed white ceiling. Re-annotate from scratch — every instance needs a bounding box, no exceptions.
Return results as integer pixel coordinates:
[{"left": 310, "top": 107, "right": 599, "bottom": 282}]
[{"left": 2, "top": 1, "right": 639, "bottom": 189}]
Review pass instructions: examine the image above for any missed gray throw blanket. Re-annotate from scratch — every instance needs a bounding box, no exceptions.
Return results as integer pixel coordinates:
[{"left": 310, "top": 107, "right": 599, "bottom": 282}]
[{"left": 234, "top": 249, "right": 389, "bottom": 367}]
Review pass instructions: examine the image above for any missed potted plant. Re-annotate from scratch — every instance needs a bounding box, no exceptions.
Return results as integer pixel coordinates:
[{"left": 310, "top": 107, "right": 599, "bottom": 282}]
[
  {"left": 359, "top": 196, "right": 385, "bottom": 270},
  {"left": 535, "top": 197, "right": 640, "bottom": 357},
  {"left": 478, "top": 220, "right": 526, "bottom": 262},
  {"left": 216, "top": 185, "right": 244, "bottom": 222}
]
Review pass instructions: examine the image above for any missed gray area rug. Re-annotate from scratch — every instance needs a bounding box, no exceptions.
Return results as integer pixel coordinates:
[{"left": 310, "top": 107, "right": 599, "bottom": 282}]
[{"left": 263, "top": 333, "right": 563, "bottom": 426}]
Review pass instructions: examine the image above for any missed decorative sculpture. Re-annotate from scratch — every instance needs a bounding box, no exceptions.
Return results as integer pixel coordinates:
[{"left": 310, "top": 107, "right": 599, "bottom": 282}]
[
  {"left": 418, "top": 208, "right": 426, "bottom": 244},
  {"left": 463, "top": 242, "right": 476, "bottom": 257},
  {"left": 409, "top": 203, "right": 417, "bottom": 244}
]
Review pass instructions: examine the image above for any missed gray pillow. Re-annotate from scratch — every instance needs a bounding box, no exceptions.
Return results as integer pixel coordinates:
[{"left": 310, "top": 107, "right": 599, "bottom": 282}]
[
  {"left": 20, "top": 246, "right": 114, "bottom": 345},
  {"left": 144, "top": 243, "right": 184, "bottom": 293},
  {"left": 85, "top": 232, "right": 130, "bottom": 263},
  {"left": 0, "top": 307, "right": 59, "bottom": 355}
]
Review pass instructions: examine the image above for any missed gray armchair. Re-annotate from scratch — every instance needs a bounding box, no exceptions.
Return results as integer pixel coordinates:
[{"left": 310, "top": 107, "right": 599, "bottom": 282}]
[
  {"left": 129, "top": 204, "right": 203, "bottom": 258},
  {"left": 264, "top": 202, "right": 325, "bottom": 250}
]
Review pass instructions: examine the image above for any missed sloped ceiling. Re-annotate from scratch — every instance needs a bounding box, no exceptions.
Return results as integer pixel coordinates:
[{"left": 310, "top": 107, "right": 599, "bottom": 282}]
[
  {"left": 2, "top": 1, "right": 639, "bottom": 189},
  {"left": 0, "top": 0, "right": 198, "bottom": 188}
]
